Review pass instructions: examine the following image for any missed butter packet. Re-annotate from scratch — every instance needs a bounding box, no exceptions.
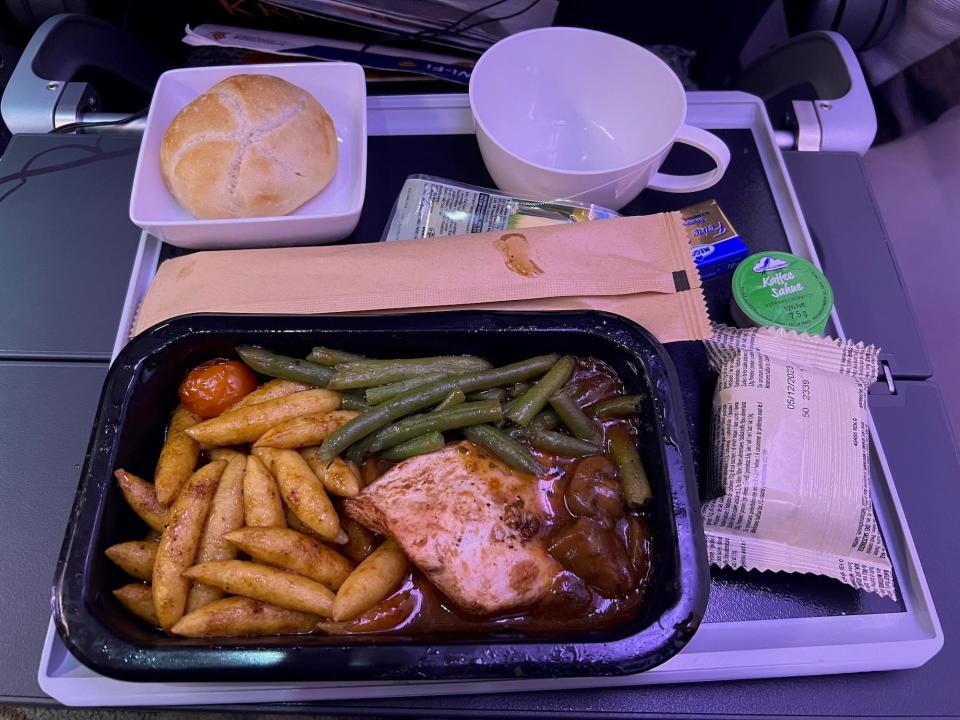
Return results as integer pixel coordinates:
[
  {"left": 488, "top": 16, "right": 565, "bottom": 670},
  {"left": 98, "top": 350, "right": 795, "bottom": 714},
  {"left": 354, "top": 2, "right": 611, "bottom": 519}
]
[
  {"left": 680, "top": 199, "right": 748, "bottom": 279},
  {"left": 702, "top": 325, "right": 896, "bottom": 599}
]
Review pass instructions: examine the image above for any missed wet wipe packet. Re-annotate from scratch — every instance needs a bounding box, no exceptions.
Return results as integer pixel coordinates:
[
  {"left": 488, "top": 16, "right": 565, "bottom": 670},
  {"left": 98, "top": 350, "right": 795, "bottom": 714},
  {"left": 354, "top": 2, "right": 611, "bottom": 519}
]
[{"left": 702, "top": 325, "right": 896, "bottom": 599}]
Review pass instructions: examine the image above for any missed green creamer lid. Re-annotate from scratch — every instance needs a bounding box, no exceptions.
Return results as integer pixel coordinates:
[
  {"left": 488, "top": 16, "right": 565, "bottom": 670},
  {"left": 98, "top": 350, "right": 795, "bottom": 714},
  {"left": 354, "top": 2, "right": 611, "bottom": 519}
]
[{"left": 731, "top": 251, "right": 834, "bottom": 334}]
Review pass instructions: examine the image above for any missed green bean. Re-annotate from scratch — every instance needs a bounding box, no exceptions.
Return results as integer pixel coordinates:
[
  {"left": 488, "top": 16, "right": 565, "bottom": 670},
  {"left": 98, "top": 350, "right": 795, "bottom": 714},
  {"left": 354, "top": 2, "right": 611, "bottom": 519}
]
[
  {"left": 307, "top": 346, "right": 365, "bottom": 366},
  {"left": 522, "top": 428, "right": 600, "bottom": 457},
  {"left": 435, "top": 388, "right": 466, "bottom": 411},
  {"left": 506, "top": 356, "right": 576, "bottom": 427},
  {"left": 318, "top": 354, "right": 560, "bottom": 462},
  {"left": 352, "top": 400, "right": 502, "bottom": 459},
  {"left": 343, "top": 442, "right": 367, "bottom": 467},
  {"left": 365, "top": 372, "right": 448, "bottom": 405},
  {"left": 592, "top": 393, "right": 646, "bottom": 419},
  {"left": 456, "top": 354, "right": 560, "bottom": 394},
  {"left": 468, "top": 388, "right": 508, "bottom": 403},
  {"left": 328, "top": 356, "right": 493, "bottom": 390},
  {"left": 495, "top": 396, "right": 522, "bottom": 429},
  {"left": 236, "top": 346, "right": 333, "bottom": 386},
  {"left": 379, "top": 432, "right": 445, "bottom": 462},
  {"left": 607, "top": 425, "right": 652, "bottom": 507},
  {"left": 340, "top": 392, "right": 369, "bottom": 412},
  {"left": 528, "top": 410, "right": 560, "bottom": 431},
  {"left": 549, "top": 388, "right": 600, "bottom": 441},
  {"left": 507, "top": 382, "right": 532, "bottom": 399},
  {"left": 463, "top": 425, "right": 544, "bottom": 476}
]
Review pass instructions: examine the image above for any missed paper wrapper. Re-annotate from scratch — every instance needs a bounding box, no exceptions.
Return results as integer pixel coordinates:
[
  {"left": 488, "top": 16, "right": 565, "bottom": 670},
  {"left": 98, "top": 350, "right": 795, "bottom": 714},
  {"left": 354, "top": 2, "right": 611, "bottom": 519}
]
[
  {"left": 702, "top": 325, "right": 896, "bottom": 599},
  {"left": 132, "top": 214, "right": 712, "bottom": 342}
]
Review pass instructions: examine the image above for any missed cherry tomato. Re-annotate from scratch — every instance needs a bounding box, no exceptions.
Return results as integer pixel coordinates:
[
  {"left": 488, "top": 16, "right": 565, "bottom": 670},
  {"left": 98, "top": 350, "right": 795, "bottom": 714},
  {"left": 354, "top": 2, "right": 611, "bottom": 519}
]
[{"left": 178, "top": 359, "right": 257, "bottom": 418}]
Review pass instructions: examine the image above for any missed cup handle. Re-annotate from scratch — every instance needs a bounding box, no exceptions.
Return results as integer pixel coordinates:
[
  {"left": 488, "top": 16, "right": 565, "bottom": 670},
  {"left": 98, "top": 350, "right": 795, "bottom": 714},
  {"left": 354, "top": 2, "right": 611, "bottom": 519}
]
[{"left": 646, "top": 124, "right": 731, "bottom": 193}]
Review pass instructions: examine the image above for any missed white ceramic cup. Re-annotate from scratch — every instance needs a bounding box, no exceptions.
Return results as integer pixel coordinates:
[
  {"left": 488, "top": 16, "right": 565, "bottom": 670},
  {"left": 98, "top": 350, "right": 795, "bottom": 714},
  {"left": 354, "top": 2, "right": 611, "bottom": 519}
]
[{"left": 469, "top": 27, "right": 731, "bottom": 210}]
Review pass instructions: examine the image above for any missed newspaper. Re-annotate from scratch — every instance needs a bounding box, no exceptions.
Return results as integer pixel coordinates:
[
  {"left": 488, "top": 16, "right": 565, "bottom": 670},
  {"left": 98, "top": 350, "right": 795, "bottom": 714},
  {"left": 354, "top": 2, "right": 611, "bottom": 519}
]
[
  {"left": 702, "top": 325, "right": 896, "bottom": 600},
  {"left": 184, "top": 24, "right": 475, "bottom": 83}
]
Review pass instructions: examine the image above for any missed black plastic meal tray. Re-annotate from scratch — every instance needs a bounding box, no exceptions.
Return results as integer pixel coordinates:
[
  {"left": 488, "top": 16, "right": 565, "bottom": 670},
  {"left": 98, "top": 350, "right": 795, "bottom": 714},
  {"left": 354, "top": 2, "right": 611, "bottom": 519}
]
[{"left": 53, "top": 310, "right": 708, "bottom": 682}]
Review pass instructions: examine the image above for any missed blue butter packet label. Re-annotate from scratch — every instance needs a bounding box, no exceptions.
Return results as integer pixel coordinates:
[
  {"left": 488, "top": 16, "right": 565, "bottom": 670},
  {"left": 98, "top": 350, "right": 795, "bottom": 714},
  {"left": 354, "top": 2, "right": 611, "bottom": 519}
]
[
  {"left": 692, "top": 235, "right": 750, "bottom": 279},
  {"left": 680, "top": 199, "right": 748, "bottom": 279}
]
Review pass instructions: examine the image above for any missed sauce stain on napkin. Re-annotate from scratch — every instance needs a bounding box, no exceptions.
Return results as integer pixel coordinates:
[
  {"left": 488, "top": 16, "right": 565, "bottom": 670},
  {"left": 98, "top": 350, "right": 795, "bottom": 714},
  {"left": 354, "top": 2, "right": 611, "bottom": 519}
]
[{"left": 496, "top": 233, "right": 543, "bottom": 277}]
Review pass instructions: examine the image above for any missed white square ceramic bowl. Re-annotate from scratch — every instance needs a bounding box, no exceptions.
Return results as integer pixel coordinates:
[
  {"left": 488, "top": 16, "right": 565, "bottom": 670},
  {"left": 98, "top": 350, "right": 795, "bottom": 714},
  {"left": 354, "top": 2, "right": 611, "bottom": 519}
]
[{"left": 129, "top": 62, "right": 366, "bottom": 249}]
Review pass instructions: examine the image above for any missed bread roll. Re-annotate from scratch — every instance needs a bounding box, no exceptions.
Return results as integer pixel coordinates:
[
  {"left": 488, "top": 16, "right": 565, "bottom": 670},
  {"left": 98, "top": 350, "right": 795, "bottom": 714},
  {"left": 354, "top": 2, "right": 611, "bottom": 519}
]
[{"left": 160, "top": 74, "right": 338, "bottom": 219}]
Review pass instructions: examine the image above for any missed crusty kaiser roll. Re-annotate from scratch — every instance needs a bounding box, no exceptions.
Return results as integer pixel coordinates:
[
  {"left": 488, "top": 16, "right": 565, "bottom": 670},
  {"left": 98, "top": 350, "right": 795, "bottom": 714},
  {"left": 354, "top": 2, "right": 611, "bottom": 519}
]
[{"left": 160, "top": 74, "right": 338, "bottom": 219}]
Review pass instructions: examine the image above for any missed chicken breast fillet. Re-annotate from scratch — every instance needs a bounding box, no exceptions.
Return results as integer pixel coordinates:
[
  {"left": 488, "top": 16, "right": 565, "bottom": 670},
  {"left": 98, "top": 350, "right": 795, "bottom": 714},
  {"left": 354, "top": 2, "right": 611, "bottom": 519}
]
[{"left": 344, "top": 441, "right": 560, "bottom": 615}]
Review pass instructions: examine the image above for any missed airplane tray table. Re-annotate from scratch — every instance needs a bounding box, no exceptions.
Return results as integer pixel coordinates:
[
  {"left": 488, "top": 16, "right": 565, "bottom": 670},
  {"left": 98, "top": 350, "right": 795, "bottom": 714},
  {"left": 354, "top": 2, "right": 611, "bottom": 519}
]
[{"left": 37, "top": 92, "right": 942, "bottom": 707}]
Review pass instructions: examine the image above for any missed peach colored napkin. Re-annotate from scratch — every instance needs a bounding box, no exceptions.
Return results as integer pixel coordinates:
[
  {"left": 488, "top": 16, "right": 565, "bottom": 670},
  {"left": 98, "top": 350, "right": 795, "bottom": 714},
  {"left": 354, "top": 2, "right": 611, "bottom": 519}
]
[{"left": 133, "top": 213, "right": 711, "bottom": 343}]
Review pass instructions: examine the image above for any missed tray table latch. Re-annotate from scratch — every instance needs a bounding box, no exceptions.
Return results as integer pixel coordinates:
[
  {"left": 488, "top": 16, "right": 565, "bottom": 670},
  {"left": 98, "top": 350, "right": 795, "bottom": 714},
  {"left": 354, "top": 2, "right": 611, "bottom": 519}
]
[{"left": 872, "top": 360, "right": 898, "bottom": 395}]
